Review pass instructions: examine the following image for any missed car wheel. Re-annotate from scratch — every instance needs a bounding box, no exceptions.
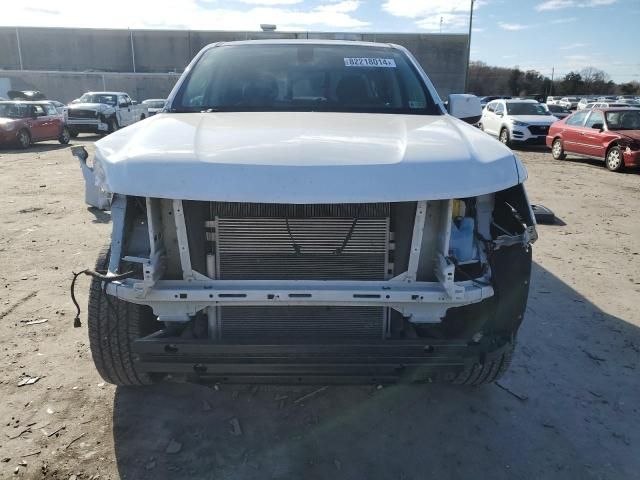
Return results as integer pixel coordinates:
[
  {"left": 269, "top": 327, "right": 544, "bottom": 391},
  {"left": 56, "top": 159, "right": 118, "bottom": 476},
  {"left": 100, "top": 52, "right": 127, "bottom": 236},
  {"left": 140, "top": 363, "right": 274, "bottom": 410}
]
[
  {"left": 605, "top": 146, "right": 624, "bottom": 172},
  {"left": 499, "top": 128, "right": 510, "bottom": 146},
  {"left": 551, "top": 138, "right": 566, "bottom": 160},
  {"left": 140, "top": 114, "right": 146, "bottom": 120},
  {"left": 58, "top": 126, "right": 70, "bottom": 144},
  {"left": 478, "top": 122, "right": 484, "bottom": 131},
  {"left": 17, "top": 129, "right": 31, "bottom": 149},
  {"left": 69, "top": 130, "right": 79, "bottom": 138},
  {"left": 107, "top": 118, "right": 119, "bottom": 134}
]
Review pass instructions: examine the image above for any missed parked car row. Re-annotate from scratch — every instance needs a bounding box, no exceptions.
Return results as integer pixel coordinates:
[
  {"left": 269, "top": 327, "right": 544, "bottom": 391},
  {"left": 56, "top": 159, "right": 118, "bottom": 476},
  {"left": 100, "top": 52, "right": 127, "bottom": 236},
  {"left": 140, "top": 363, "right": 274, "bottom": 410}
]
[
  {"left": 547, "top": 95, "right": 640, "bottom": 111},
  {"left": 478, "top": 95, "right": 639, "bottom": 172},
  {"left": 0, "top": 90, "right": 167, "bottom": 148}
]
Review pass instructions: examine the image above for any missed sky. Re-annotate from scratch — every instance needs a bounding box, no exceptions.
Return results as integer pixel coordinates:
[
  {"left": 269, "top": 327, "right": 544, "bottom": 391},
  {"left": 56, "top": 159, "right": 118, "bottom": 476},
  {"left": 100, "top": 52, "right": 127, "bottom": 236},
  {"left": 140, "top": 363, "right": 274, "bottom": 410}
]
[{"left": 2, "top": 0, "right": 639, "bottom": 83}]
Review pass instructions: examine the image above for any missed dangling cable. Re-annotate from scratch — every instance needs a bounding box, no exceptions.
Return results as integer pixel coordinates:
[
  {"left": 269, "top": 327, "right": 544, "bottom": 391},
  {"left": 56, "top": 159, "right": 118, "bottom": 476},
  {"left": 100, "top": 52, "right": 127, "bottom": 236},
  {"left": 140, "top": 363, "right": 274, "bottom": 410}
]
[{"left": 70, "top": 269, "right": 135, "bottom": 328}]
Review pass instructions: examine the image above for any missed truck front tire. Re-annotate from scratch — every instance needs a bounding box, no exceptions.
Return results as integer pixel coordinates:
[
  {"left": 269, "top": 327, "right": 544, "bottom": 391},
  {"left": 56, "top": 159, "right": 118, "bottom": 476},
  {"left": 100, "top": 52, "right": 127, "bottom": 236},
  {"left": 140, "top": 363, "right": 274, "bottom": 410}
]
[{"left": 87, "top": 247, "right": 159, "bottom": 386}]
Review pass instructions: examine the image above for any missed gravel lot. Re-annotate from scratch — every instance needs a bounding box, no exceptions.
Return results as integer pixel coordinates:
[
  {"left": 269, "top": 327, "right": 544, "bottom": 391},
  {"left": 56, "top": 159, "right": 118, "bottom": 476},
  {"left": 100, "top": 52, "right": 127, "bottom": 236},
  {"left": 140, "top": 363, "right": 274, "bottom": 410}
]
[{"left": 0, "top": 136, "right": 639, "bottom": 480}]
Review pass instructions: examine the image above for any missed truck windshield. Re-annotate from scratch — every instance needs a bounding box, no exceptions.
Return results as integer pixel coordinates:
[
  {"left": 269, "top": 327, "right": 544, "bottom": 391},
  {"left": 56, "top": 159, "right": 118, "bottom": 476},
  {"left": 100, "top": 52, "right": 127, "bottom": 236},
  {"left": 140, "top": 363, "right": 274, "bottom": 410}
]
[
  {"left": 506, "top": 103, "right": 550, "bottom": 115},
  {"left": 606, "top": 110, "right": 640, "bottom": 130},
  {"left": 171, "top": 43, "right": 439, "bottom": 115},
  {"left": 79, "top": 94, "right": 117, "bottom": 106}
]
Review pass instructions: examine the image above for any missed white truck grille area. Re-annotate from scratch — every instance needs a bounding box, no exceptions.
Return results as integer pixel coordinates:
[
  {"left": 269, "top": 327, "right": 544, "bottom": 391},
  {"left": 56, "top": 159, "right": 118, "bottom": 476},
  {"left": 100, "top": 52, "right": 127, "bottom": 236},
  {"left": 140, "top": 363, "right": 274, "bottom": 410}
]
[{"left": 208, "top": 203, "right": 391, "bottom": 340}]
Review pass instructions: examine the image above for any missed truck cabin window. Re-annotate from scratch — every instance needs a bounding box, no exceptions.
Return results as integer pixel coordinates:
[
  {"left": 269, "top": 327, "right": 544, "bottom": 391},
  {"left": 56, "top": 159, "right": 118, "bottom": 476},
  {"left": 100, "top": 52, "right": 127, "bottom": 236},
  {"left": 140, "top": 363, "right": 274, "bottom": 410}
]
[
  {"left": 79, "top": 94, "right": 118, "bottom": 106},
  {"left": 172, "top": 44, "right": 440, "bottom": 115}
]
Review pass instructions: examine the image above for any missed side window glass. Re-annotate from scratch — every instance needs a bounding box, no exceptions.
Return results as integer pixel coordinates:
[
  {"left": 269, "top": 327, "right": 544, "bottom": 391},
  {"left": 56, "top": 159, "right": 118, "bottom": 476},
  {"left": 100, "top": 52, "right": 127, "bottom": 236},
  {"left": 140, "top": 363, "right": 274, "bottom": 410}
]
[
  {"left": 45, "top": 105, "right": 57, "bottom": 115},
  {"left": 495, "top": 103, "right": 504, "bottom": 114},
  {"left": 32, "top": 105, "right": 46, "bottom": 117},
  {"left": 566, "top": 111, "right": 587, "bottom": 126},
  {"left": 486, "top": 103, "right": 495, "bottom": 113},
  {"left": 585, "top": 111, "right": 604, "bottom": 129}
]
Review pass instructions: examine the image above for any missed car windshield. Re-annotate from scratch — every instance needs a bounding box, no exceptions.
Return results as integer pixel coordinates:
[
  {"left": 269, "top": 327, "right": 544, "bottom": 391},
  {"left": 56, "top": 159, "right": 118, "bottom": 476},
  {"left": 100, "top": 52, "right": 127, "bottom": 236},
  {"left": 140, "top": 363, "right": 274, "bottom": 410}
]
[
  {"left": 0, "top": 103, "right": 30, "bottom": 118},
  {"left": 79, "top": 94, "right": 117, "bottom": 106},
  {"left": 143, "top": 100, "right": 165, "bottom": 108},
  {"left": 606, "top": 110, "right": 640, "bottom": 130},
  {"left": 548, "top": 105, "right": 569, "bottom": 113},
  {"left": 506, "top": 102, "right": 549, "bottom": 115},
  {"left": 172, "top": 43, "right": 439, "bottom": 115}
]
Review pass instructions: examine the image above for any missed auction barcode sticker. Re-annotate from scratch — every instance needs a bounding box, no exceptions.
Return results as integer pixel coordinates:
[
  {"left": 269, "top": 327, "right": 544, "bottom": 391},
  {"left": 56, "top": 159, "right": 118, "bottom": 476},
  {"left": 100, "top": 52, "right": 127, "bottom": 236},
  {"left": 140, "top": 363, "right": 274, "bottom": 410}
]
[{"left": 344, "top": 57, "right": 397, "bottom": 68}]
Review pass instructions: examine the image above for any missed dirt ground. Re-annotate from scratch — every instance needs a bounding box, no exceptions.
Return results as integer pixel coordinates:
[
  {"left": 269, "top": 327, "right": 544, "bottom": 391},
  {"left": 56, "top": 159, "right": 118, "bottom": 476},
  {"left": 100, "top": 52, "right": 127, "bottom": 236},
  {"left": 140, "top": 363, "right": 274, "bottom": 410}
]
[{"left": 0, "top": 135, "right": 639, "bottom": 480}]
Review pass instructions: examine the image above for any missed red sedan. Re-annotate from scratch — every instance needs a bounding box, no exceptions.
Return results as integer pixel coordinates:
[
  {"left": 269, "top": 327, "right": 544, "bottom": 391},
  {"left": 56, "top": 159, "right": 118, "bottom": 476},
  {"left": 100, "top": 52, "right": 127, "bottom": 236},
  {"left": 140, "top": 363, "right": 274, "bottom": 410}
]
[
  {"left": 0, "top": 101, "right": 70, "bottom": 149},
  {"left": 546, "top": 108, "right": 640, "bottom": 172}
]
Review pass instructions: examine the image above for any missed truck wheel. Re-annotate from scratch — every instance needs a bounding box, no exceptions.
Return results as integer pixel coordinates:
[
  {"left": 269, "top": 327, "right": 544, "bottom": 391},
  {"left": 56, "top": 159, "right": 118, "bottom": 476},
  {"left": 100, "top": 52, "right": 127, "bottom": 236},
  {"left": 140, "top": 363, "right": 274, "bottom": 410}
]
[
  {"left": 88, "top": 247, "right": 159, "bottom": 386},
  {"left": 107, "top": 118, "right": 119, "bottom": 134},
  {"left": 452, "top": 341, "right": 515, "bottom": 386},
  {"left": 17, "top": 129, "right": 31, "bottom": 149},
  {"left": 551, "top": 138, "right": 566, "bottom": 160},
  {"left": 58, "top": 126, "right": 70, "bottom": 144},
  {"left": 140, "top": 114, "right": 146, "bottom": 120}
]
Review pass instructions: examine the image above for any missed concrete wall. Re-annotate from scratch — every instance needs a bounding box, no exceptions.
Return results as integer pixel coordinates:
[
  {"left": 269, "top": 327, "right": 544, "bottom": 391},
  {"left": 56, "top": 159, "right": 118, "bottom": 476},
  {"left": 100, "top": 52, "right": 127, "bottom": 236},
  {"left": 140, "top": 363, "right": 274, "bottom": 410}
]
[
  {"left": 0, "top": 27, "right": 468, "bottom": 101},
  {"left": 0, "top": 71, "right": 181, "bottom": 103}
]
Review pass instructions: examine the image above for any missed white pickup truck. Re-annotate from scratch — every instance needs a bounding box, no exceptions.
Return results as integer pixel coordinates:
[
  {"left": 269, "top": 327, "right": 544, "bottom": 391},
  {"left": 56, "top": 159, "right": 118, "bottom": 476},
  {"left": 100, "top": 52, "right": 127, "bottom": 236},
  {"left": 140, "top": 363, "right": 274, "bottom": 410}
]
[
  {"left": 74, "top": 40, "right": 537, "bottom": 387},
  {"left": 67, "top": 91, "right": 148, "bottom": 136}
]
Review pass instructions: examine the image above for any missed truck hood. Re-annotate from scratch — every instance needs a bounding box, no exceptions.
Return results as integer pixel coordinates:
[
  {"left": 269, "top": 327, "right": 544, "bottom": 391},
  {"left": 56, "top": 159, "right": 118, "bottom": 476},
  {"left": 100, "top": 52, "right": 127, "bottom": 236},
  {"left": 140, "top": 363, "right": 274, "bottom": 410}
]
[
  {"left": 94, "top": 112, "right": 523, "bottom": 203},
  {"left": 69, "top": 103, "right": 113, "bottom": 111}
]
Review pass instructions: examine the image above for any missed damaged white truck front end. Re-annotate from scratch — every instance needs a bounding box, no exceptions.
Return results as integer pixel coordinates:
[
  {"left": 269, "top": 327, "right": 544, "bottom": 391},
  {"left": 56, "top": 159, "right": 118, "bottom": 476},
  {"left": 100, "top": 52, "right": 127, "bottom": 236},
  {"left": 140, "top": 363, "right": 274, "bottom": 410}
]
[{"left": 77, "top": 40, "right": 537, "bottom": 386}]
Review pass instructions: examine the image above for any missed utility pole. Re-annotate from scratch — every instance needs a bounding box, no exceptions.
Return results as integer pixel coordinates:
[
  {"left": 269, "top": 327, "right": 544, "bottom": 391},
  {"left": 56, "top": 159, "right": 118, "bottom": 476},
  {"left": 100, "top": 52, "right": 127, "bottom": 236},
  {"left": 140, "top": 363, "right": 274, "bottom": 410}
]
[
  {"left": 464, "top": 0, "right": 475, "bottom": 93},
  {"left": 440, "top": 17, "right": 443, "bottom": 34},
  {"left": 550, "top": 66, "right": 554, "bottom": 96},
  {"left": 15, "top": 27, "right": 24, "bottom": 70},
  {"left": 129, "top": 28, "right": 136, "bottom": 73}
]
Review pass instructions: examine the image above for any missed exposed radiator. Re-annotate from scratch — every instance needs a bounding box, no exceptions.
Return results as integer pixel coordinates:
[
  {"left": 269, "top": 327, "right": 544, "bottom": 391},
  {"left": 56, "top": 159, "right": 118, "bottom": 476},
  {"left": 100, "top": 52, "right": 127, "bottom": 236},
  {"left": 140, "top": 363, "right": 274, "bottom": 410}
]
[{"left": 205, "top": 203, "right": 390, "bottom": 341}]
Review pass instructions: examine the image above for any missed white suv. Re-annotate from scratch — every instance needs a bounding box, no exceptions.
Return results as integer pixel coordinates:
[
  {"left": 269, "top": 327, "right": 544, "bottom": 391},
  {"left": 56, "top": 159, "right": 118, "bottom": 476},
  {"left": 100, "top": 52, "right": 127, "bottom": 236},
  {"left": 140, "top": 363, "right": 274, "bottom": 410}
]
[{"left": 480, "top": 99, "right": 558, "bottom": 146}]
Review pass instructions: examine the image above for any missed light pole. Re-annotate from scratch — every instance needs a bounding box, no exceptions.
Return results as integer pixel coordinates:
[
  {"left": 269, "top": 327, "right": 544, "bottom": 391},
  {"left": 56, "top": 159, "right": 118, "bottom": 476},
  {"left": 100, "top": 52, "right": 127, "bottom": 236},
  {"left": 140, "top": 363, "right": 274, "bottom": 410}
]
[{"left": 464, "top": 0, "right": 475, "bottom": 93}]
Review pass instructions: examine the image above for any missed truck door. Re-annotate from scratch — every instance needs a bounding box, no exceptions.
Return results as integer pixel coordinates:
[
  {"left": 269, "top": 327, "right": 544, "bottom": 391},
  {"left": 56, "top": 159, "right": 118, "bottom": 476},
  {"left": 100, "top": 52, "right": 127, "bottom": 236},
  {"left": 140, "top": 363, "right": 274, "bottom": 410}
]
[{"left": 117, "top": 95, "right": 132, "bottom": 126}]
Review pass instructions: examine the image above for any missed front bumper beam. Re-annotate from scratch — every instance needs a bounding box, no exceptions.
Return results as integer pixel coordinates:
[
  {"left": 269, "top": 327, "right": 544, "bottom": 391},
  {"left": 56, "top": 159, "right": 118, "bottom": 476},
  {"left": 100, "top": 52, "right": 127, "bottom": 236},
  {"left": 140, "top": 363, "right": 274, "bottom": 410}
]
[{"left": 133, "top": 333, "right": 510, "bottom": 384}]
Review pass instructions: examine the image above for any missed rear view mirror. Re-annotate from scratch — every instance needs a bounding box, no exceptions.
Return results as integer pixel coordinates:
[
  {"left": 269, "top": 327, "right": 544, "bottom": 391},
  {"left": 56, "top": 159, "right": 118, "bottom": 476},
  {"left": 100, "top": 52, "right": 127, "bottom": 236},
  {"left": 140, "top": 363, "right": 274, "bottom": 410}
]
[{"left": 447, "top": 94, "right": 482, "bottom": 124}]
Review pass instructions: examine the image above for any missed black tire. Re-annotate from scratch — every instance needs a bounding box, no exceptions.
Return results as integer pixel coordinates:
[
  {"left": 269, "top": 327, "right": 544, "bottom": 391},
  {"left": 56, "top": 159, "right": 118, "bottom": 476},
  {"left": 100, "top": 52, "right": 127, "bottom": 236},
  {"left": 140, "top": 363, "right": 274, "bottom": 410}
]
[
  {"left": 16, "top": 129, "right": 31, "bottom": 149},
  {"left": 551, "top": 138, "right": 566, "bottom": 160},
  {"left": 69, "top": 130, "right": 79, "bottom": 138},
  {"left": 499, "top": 127, "right": 510, "bottom": 146},
  {"left": 88, "top": 247, "right": 159, "bottom": 386},
  {"left": 605, "top": 145, "right": 624, "bottom": 172},
  {"left": 452, "top": 341, "right": 516, "bottom": 386},
  {"left": 107, "top": 117, "right": 119, "bottom": 134},
  {"left": 478, "top": 122, "right": 484, "bottom": 131},
  {"left": 58, "top": 126, "right": 70, "bottom": 144},
  {"left": 140, "top": 114, "right": 146, "bottom": 120}
]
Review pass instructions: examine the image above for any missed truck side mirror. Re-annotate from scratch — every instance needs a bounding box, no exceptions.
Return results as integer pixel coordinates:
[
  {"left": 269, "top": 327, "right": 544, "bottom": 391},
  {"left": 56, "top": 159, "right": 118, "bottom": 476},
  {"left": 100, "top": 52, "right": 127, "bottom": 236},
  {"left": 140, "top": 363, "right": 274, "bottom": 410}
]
[
  {"left": 447, "top": 94, "right": 482, "bottom": 124},
  {"left": 591, "top": 122, "right": 603, "bottom": 131}
]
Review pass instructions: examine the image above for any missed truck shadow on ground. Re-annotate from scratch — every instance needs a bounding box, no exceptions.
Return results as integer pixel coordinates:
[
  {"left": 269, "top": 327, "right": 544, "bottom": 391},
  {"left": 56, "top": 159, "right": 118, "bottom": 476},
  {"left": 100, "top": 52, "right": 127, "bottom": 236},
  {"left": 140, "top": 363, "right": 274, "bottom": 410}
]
[{"left": 112, "top": 262, "right": 640, "bottom": 480}]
